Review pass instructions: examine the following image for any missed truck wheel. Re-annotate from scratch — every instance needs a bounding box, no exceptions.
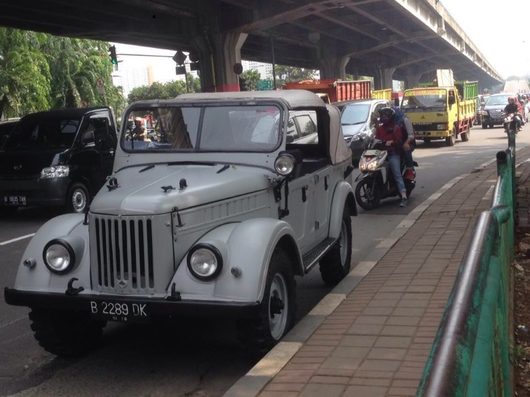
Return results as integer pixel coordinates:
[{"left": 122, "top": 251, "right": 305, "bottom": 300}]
[
  {"left": 355, "top": 178, "right": 379, "bottom": 210},
  {"left": 423, "top": 138, "right": 431, "bottom": 144},
  {"left": 66, "top": 182, "right": 90, "bottom": 213},
  {"left": 445, "top": 128, "right": 456, "bottom": 146},
  {"left": 482, "top": 123, "right": 488, "bottom": 129},
  {"left": 461, "top": 125, "right": 470, "bottom": 142},
  {"left": 237, "top": 249, "right": 296, "bottom": 351},
  {"left": 319, "top": 207, "right": 352, "bottom": 286},
  {"left": 29, "top": 309, "right": 105, "bottom": 357}
]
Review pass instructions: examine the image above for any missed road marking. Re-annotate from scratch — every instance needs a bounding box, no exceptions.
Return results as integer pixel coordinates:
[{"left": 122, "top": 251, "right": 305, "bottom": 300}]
[{"left": 0, "top": 233, "right": 35, "bottom": 246}]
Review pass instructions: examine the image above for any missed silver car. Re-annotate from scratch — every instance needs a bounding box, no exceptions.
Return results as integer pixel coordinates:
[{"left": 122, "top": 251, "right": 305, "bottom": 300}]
[{"left": 5, "top": 90, "right": 356, "bottom": 356}]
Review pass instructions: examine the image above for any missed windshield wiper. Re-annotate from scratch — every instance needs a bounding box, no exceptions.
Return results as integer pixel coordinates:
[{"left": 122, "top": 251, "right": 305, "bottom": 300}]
[{"left": 342, "top": 121, "right": 365, "bottom": 126}]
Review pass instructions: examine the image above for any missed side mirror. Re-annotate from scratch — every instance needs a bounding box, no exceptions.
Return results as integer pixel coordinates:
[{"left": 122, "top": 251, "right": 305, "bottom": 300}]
[{"left": 448, "top": 95, "right": 456, "bottom": 106}]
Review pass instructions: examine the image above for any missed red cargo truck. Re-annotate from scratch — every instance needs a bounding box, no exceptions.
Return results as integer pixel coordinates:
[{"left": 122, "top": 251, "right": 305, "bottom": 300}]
[{"left": 283, "top": 79, "right": 372, "bottom": 103}]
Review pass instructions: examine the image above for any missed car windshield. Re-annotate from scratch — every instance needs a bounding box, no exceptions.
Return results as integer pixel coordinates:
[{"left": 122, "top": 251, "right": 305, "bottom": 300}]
[
  {"left": 122, "top": 105, "right": 281, "bottom": 152},
  {"left": 4, "top": 116, "right": 79, "bottom": 151},
  {"left": 486, "top": 95, "right": 510, "bottom": 106},
  {"left": 402, "top": 91, "right": 447, "bottom": 112},
  {"left": 340, "top": 104, "right": 370, "bottom": 125}
]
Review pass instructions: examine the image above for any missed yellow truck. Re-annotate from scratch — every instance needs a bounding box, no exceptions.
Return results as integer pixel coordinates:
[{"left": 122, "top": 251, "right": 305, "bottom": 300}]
[{"left": 402, "top": 81, "right": 478, "bottom": 146}]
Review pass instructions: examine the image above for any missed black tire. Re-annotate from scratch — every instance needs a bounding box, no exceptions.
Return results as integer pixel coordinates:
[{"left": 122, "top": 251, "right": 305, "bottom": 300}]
[
  {"left": 354, "top": 177, "right": 380, "bottom": 210},
  {"left": 445, "top": 128, "right": 456, "bottom": 146},
  {"left": 237, "top": 249, "right": 296, "bottom": 351},
  {"left": 461, "top": 125, "right": 470, "bottom": 142},
  {"left": 29, "top": 309, "right": 105, "bottom": 357},
  {"left": 489, "top": 123, "right": 494, "bottom": 128},
  {"left": 66, "top": 182, "right": 90, "bottom": 213},
  {"left": 482, "top": 123, "right": 488, "bottom": 129},
  {"left": 319, "top": 208, "right": 352, "bottom": 286},
  {"left": 423, "top": 138, "right": 431, "bottom": 144}
]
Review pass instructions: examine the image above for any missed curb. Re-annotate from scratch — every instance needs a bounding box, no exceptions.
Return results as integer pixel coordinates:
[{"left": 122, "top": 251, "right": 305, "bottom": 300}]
[{"left": 223, "top": 157, "right": 497, "bottom": 397}]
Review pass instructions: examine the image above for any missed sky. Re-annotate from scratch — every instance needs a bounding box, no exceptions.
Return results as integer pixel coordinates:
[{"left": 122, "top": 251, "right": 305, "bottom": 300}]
[
  {"left": 440, "top": 0, "right": 530, "bottom": 78},
  {"left": 113, "top": 1, "right": 530, "bottom": 91}
]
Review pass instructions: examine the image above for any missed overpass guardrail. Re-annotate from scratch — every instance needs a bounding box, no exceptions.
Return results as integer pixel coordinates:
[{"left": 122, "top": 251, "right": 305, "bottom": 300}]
[{"left": 416, "top": 131, "right": 516, "bottom": 396}]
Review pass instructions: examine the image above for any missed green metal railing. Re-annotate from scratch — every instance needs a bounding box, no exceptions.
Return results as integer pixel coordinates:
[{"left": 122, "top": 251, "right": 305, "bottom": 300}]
[{"left": 416, "top": 131, "right": 516, "bottom": 396}]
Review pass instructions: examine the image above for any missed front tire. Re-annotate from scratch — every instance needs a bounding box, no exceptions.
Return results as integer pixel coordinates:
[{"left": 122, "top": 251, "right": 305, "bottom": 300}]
[
  {"left": 319, "top": 208, "right": 352, "bottom": 286},
  {"left": 355, "top": 177, "right": 380, "bottom": 210},
  {"left": 29, "top": 309, "right": 105, "bottom": 357},
  {"left": 237, "top": 249, "right": 296, "bottom": 351},
  {"left": 66, "top": 182, "right": 90, "bottom": 213},
  {"left": 445, "top": 128, "right": 456, "bottom": 146}
]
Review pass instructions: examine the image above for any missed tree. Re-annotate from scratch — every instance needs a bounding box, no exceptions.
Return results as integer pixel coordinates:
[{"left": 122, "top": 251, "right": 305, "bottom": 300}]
[
  {"left": 0, "top": 28, "right": 50, "bottom": 118},
  {"left": 240, "top": 69, "right": 260, "bottom": 91},
  {"left": 0, "top": 27, "right": 126, "bottom": 119},
  {"left": 275, "top": 65, "right": 317, "bottom": 86},
  {"left": 127, "top": 76, "right": 201, "bottom": 103}
]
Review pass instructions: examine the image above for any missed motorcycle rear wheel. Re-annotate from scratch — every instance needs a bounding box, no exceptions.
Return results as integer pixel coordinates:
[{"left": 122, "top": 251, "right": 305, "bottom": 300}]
[{"left": 355, "top": 178, "right": 380, "bottom": 210}]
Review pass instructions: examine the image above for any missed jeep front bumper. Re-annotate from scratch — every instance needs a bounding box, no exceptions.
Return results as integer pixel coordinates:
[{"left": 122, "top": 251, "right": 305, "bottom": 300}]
[{"left": 4, "top": 287, "right": 260, "bottom": 321}]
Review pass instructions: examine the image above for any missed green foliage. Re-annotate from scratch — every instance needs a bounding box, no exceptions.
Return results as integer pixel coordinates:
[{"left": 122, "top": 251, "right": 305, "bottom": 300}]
[
  {"left": 0, "top": 27, "right": 126, "bottom": 119},
  {"left": 240, "top": 69, "right": 260, "bottom": 91},
  {"left": 0, "top": 29, "right": 51, "bottom": 118},
  {"left": 275, "top": 65, "right": 317, "bottom": 86},
  {"left": 127, "top": 74, "right": 201, "bottom": 103}
]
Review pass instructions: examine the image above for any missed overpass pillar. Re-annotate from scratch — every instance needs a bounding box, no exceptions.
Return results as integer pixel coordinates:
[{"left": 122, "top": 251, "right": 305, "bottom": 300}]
[
  {"left": 373, "top": 66, "right": 395, "bottom": 90},
  {"left": 193, "top": 31, "right": 248, "bottom": 92},
  {"left": 318, "top": 43, "right": 350, "bottom": 80},
  {"left": 404, "top": 72, "right": 422, "bottom": 89}
]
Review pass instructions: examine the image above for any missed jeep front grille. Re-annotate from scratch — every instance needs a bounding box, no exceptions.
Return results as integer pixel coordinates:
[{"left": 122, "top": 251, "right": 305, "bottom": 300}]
[{"left": 92, "top": 215, "right": 155, "bottom": 293}]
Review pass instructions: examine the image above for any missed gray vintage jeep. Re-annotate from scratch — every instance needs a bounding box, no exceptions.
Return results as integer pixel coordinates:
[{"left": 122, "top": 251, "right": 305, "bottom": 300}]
[{"left": 5, "top": 90, "right": 356, "bottom": 356}]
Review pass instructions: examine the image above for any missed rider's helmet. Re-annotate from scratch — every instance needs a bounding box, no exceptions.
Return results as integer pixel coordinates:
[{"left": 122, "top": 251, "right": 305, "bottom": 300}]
[{"left": 379, "top": 107, "right": 395, "bottom": 125}]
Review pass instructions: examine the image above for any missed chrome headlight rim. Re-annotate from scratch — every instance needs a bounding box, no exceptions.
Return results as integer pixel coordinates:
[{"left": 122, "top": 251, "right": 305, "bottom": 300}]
[
  {"left": 187, "top": 244, "right": 223, "bottom": 281},
  {"left": 42, "top": 239, "right": 75, "bottom": 274},
  {"left": 274, "top": 152, "right": 296, "bottom": 176}
]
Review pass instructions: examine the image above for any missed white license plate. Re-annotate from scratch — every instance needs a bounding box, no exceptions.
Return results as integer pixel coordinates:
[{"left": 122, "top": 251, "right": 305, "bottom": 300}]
[
  {"left": 89, "top": 300, "right": 149, "bottom": 322},
  {"left": 3, "top": 195, "right": 26, "bottom": 206}
]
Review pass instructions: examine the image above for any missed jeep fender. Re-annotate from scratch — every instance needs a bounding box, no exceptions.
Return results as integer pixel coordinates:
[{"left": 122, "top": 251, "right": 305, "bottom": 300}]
[
  {"left": 328, "top": 181, "right": 356, "bottom": 239},
  {"left": 168, "top": 218, "right": 303, "bottom": 303},
  {"left": 14, "top": 214, "right": 91, "bottom": 292}
]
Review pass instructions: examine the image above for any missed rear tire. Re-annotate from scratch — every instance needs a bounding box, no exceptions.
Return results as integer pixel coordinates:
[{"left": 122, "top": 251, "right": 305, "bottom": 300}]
[
  {"left": 354, "top": 178, "right": 380, "bottom": 210},
  {"left": 319, "top": 208, "right": 352, "bottom": 286},
  {"left": 29, "top": 309, "right": 105, "bottom": 357},
  {"left": 66, "top": 182, "right": 90, "bottom": 213},
  {"left": 237, "top": 249, "right": 296, "bottom": 351},
  {"left": 482, "top": 123, "right": 487, "bottom": 129},
  {"left": 461, "top": 125, "right": 470, "bottom": 142}
]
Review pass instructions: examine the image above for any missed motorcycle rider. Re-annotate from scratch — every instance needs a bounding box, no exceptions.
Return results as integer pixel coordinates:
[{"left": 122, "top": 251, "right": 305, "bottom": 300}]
[
  {"left": 375, "top": 107, "right": 408, "bottom": 207},
  {"left": 393, "top": 105, "right": 416, "bottom": 180},
  {"left": 504, "top": 97, "right": 522, "bottom": 131}
]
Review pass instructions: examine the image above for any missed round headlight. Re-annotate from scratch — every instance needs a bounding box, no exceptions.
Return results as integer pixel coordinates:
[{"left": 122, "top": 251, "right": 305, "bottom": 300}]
[
  {"left": 43, "top": 240, "right": 75, "bottom": 273},
  {"left": 187, "top": 245, "right": 223, "bottom": 281},
  {"left": 274, "top": 153, "right": 296, "bottom": 176}
]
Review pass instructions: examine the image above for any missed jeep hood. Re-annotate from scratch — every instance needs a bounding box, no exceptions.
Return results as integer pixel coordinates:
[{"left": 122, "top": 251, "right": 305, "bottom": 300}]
[{"left": 90, "top": 164, "right": 273, "bottom": 215}]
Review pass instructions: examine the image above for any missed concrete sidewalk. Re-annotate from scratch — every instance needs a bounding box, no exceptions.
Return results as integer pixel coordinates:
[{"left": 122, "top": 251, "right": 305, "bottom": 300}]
[{"left": 226, "top": 146, "right": 530, "bottom": 397}]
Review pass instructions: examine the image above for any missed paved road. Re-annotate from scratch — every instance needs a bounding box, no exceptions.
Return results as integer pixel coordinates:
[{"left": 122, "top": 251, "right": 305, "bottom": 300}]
[{"left": 1, "top": 125, "right": 528, "bottom": 396}]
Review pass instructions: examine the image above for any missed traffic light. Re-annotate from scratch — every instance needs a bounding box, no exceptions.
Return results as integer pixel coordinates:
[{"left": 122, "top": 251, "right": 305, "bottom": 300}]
[{"left": 108, "top": 45, "right": 118, "bottom": 65}]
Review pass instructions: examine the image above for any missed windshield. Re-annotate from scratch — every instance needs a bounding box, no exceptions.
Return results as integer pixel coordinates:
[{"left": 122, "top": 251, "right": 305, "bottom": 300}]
[
  {"left": 340, "top": 104, "right": 370, "bottom": 125},
  {"left": 122, "top": 105, "right": 281, "bottom": 152},
  {"left": 4, "top": 115, "right": 79, "bottom": 151},
  {"left": 485, "top": 95, "right": 510, "bottom": 106},
  {"left": 402, "top": 90, "right": 447, "bottom": 112}
]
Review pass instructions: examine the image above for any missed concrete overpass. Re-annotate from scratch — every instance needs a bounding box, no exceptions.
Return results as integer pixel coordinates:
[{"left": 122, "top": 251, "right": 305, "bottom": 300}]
[{"left": 0, "top": 0, "right": 503, "bottom": 91}]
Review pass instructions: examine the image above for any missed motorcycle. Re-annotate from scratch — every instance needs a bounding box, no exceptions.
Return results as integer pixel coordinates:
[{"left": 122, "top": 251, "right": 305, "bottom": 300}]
[
  {"left": 354, "top": 140, "right": 417, "bottom": 210},
  {"left": 503, "top": 112, "right": 520, "bottom": 134}
]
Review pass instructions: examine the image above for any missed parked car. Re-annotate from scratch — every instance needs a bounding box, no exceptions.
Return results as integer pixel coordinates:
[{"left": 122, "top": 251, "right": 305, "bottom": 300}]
[
  {"left": 287, "top": 110, "right": 318, "bottom": 144},
  {"left": 5, "top": 90, "right": 357, "bottom": 356},
  {"left": 0, "top": 107, "right": 117, "bottom": 214},
  {"left": 481, "top": 93, "right": 513, "bottom": 128},
  {"left": 0, "top": 118, "right": 19, "bottom": 148},
  {"left": 335, "top": 98, "right": 392, "bottom": 165}
]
